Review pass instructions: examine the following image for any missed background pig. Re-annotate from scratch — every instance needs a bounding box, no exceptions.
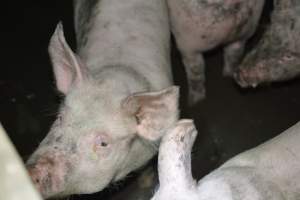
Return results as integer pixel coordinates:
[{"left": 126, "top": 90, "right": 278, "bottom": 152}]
[
  {"left": 152, "top": 120, "right": 300, "bottom": 200},
  {"left": 166, "top": 0, "right": 265, "bottom": 104},
  {"left": 235, "top": 0, "right": 300, "bottom": 88},
  {"left": 26, "top": 0, "right": 179, "bottom": 198}
]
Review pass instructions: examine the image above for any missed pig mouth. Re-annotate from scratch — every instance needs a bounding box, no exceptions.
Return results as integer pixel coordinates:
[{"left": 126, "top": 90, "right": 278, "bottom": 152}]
[{"left": 27, "top": 153, "right": 70, "bottom": 198}]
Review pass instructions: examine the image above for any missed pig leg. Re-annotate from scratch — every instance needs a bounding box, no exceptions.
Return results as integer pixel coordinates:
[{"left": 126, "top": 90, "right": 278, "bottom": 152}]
[
  {"left": 151, "top": 120, "right": 199, "bottom": 200},
  {"left": 182, "top": 53, "right": 205, "bottom": 105},
  {"left": 234, "top": 0, "right": 300, "bottom": 88},
  {"left": 158, "top": 120, "right": 197, "bottom": 188},
  {"left": 223, "top": 41, "right": 246, "bottom": 77}
]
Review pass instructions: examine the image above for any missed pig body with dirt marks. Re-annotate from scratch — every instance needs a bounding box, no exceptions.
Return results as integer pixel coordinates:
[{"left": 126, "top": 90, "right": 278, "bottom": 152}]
[
  {"left": 234, "top": 0, "right": 300, "bottom": 88},
  {"left": 152, "top": 120, "right": 300, "bottom": 200},
  {"left": 166, "top": 0, "right": 265, "bottom": 104},
  {"left": 26, "top": 0, "right": 179, "bottom": 198}
]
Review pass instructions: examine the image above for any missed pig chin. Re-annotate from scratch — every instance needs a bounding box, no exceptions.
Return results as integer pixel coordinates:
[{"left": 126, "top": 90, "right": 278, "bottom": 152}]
[{"left": 26, "top": 152, "right": 70, "bottom": 199}]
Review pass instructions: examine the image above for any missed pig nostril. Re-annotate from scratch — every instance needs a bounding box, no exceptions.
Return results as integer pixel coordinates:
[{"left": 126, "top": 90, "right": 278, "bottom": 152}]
[{"left": 35, "top": 178, "right": 40, "bottom": 184}]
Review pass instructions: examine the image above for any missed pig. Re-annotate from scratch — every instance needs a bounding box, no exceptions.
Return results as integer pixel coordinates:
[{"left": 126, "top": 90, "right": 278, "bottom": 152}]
[
  {"left": 166, "top": 0, "right": 265, "bottom": 104},
  {"left": 152, "top": 120, "right": 300, "bottom": 200},
  {"left": 234, "top": 0, "right": 300, "bottom": 88},
  {"left": 26, "top": 0, "right": 179, "bottom": 199}
]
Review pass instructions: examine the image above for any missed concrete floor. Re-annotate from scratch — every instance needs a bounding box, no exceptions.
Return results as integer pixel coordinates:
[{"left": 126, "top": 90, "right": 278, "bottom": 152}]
[{"left": 1, "top": 1, "right": 300, "bottom": 200}]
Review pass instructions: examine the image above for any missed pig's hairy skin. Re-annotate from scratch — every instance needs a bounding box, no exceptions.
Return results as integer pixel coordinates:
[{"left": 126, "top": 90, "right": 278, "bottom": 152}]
[
  {"left": 152, "top": 121, "right": 300, "bottom": 200},
  {"left": 75, "top": 0, "right": 172, "bottom": 88},
  {"left": 235, "top": 2, "right": 300, "bottom": 88},
  {"left": 27, "top": 0, "right": 179, "bottom": 198},
  {"left": 166, "top": 0, "right": 265, "bottom": 104}
]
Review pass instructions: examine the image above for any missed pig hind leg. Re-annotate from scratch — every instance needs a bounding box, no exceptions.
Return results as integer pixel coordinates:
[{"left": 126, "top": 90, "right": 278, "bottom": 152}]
[
  {"left": 182, "top": 52, "right": 205, "bottom": 105},
  {"left": 223, "top": 40, "right": 246, "bottom": 77}
]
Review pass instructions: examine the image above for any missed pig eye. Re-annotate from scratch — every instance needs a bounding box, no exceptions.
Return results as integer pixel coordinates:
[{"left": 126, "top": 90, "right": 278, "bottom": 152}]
[
  {"left": 98, "top": 141, "right": 108, "bottom": 147},
  {"left": 95, "top": 135, "right": 109, "bottom": 148},
  {"left": 100, "top": 142, "right": 108, "bottom": 147}
]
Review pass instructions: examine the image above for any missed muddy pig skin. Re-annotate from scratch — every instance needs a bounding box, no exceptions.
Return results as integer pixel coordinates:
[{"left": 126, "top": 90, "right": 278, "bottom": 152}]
[
  {"left": 151, "top": 120, "right": 300, "bottom": 200},
  {"left": 234, "top": 0, "right": 300, "bottom": 88},
  {"left": 166, "top": 0, "right": 265, "bottom": 104},
  {"left": 26, "top": 0, "right": 179, "bottom": 198}
]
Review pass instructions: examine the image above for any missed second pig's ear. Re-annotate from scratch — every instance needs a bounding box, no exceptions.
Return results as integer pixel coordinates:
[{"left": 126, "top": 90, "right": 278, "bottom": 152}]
[
  {"left": 122, "top": 86, "right": 180, "bottom": 141},
  {"left": 48, "top": 22, "right": 87, "bottom": 95}
]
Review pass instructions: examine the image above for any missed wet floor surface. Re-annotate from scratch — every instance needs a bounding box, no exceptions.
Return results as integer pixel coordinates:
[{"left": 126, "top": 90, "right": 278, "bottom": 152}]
[{"left": 1, "top": 1, "right": 300, "bottom": 200}]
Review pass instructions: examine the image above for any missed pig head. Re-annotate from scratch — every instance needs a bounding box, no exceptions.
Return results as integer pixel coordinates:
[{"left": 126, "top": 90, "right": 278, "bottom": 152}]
[{"left": 26, "top": 24, "right": 179, "bottom": 199}]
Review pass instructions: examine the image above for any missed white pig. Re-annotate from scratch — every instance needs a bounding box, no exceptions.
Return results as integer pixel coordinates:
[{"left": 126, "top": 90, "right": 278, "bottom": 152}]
[
  {"left": 166, "top": 0, "right": 265, "bottom": 104},
  {"left": 27, "top": 0, "right": 179, "bottom": 198},
  {"left": 152, "top": 120, "right": 300, "bottom": 200}
]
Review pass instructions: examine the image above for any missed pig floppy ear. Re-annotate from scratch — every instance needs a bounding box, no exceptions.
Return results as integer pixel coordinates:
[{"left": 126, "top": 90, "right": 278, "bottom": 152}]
[
  {"left": 48, "top": 22, "right": 86, "bottom": 95},
  {"left": 122, "top": 86, "right": 180, "bottom": 141}
]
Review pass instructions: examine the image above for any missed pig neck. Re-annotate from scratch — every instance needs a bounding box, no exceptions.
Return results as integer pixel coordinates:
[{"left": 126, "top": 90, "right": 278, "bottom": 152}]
[{"left": 75, "top": 0, "right": 172, "bottom": 93}]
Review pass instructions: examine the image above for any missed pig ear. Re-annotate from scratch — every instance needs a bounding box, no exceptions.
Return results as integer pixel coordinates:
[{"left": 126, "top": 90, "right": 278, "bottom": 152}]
[
  {"left": 122, "top": 86, "right": 180, "bottom": 141},
  {"left": 48, "top": 22, "right": 86, "bottom": 95}
]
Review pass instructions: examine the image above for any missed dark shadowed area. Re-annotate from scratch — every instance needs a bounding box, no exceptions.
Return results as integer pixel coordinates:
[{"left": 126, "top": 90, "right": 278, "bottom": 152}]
[{"left": 1, "top": 1, "right": 300, "bottom": 200}]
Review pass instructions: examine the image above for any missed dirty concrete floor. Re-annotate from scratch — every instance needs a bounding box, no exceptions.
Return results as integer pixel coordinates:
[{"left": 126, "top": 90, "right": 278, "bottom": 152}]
[{"left": 1, "top": 1, "right": 300, "bottom": 200}]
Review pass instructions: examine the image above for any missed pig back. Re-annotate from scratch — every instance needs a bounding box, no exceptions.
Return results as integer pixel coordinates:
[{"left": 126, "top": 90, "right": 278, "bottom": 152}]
[{"left": 74, "top": 0, "right": 172, "bottom": 90}]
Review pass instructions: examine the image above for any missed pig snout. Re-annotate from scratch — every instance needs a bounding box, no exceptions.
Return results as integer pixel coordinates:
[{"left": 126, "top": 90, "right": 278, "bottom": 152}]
[
  {"left": 27, "top": 153, "right": 69, "bottom": 198},
  {"left": 27, "top": 164, "right": 51, "bottom": 196}
]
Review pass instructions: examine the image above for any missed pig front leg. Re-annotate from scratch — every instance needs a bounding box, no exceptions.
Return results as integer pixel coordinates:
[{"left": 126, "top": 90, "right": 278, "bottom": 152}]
[
  {"left": 182, "top": 53, "right": 206, "bottom": 106},
  {"left": 223, "top": 41, "right": 246, "bottom": 77},
  {"left": 152, "top": 120, "right": 199, "bottom": 200},
  {"left": 158, "top": 120, "right": 197, "bottom": 187}
]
